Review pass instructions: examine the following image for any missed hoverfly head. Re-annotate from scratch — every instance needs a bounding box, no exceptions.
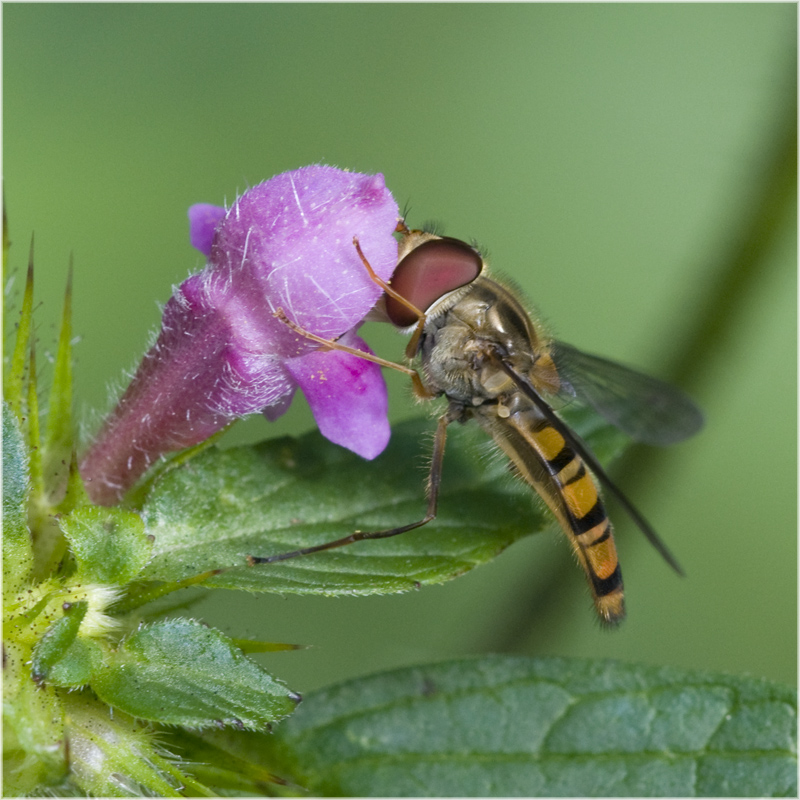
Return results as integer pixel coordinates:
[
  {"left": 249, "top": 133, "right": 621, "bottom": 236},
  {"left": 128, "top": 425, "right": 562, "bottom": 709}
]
[{"left": 386, "top": 230, "right": 485, "bottom": 328}]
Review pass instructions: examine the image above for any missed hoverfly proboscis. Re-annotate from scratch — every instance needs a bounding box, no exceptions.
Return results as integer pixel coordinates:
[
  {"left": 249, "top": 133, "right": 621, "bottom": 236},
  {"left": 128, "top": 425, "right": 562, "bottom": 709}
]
[{"left": 249, "top": 222, "right": 704, "bottom": 626}]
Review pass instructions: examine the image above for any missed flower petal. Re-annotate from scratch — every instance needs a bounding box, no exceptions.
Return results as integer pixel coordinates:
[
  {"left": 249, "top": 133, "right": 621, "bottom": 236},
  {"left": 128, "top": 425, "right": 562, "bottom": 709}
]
[
  {"left": 262, "top": 387, "right": 296, "bottom": 422},
  {"left": 188, "top": 204, "right": 226, "bottom": 256},
  {"left": 285, "top": 330, "right": 390, "bottom": 460},
  {"left": 209, "top": 167, "right": 399, "bottom": 346}
]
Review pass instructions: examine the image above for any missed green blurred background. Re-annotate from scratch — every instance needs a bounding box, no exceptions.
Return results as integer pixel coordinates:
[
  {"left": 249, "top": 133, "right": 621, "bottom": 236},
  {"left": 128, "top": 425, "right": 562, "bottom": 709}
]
[{"left": 4, "top": 4, "right": 796, "bottom": 690}]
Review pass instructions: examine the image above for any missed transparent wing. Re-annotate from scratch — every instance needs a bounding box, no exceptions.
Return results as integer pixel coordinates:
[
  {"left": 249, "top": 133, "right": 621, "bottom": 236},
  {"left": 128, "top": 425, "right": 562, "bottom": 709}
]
[{"left": 550, "top": 341, "right": 704, "bottom": 446}]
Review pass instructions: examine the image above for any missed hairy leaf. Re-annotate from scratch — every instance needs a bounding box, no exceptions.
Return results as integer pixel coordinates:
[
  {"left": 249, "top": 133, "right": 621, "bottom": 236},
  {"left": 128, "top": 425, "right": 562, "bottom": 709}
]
[
  {"left": 259, "top": 656, "right": 797, "bottom": 797},
  {"left": 141, "top": 411, "right": 625, "bottom": 595},
  {"left": 59, "top": 506, "right": 152, "bottom": 585},
  {"left": 89, "top": 618, "right": 300, "bottom": 729},
  {"left": 31, "top": 600, "right": 88, "bottom": 685},
  {"left": 4, "top": 244, "right": 34, "bottom": 419},
  {"left": 29, "top": 598, "right": 105, "bottom": 690},
  {"left": 42, "top": 264, "right": 75, "bottom": 502}
]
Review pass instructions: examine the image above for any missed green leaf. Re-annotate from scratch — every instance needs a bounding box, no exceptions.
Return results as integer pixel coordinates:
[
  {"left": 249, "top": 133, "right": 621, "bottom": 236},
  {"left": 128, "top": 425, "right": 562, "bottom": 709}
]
[
  {"left": 42, "top": 264, "right": 74, "bottom": 502},
  {"left": 55, "top": 448, "right": 92, "bottom": 515},
  {"left": 4, "top": 239, "right": 34, "bottom": 420},
  {"left": 59, "top": 506, "right": 152, "bottom": 585},
  {"left": 31, "top": 599, "right": 88, "bottom": 684},
  {"left": 25, "top": 341, "right": 44, "bottom": 499},
  {"left": 46, "top": 636, "right": 102, "bottom": 690},
  {"left": 90, "top": 617, "right": 300, "bottom": 729},
  {"left": 2, "top": 201, "right": 9, "bottom": 289},
  {"left": 258, "top": 656, "right": 797, "bottom": 797},
  {"left": 3, "top": 401, "right": 33, "bottom": 597},
  {"left": 29, "top": 600, "right": 105, "bottom": 689},
  {"left": 140, "top": 412, "right": 626, "bottom": 595},
  {"left": 167, "top": 730, "right": 290, "bottom": 795}
]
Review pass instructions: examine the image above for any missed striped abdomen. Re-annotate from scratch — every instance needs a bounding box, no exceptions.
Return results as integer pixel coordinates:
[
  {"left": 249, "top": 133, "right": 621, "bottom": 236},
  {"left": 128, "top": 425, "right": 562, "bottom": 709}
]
[{"left": 475, "top": 400, "right": 625, "bottom": 625}]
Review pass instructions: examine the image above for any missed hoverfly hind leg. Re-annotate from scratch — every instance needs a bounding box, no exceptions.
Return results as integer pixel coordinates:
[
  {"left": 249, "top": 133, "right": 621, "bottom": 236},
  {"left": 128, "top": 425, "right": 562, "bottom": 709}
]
[{"left": 248, "top": 411, "right": 452, "bottom": 567}]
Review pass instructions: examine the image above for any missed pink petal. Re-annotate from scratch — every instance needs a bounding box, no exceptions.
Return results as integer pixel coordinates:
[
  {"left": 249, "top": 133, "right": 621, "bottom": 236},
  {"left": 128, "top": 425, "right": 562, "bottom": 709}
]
[
  {"left": 262, "top": 388, "right": 296, "bottom": 422},
  {"left": 285, "top": 331, "right": 390, "bottom": 460},
  {"left": 210, "top": 167, "right": 399, "bottom": 343},
  {"left": 188, "top": 203, "right": 226, "bottom": 256}
]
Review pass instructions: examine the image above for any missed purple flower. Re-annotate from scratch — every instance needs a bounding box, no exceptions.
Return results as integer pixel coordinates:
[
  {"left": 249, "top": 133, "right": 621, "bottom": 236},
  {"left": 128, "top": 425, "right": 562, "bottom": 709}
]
[{"left": 81, "top": 166, "right": 399, "bottom": 505}]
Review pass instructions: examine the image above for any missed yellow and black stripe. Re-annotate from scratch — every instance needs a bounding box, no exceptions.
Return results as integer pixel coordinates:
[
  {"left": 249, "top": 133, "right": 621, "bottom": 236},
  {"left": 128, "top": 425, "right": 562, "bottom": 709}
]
[{"left": 476, "top": 403, "right": 625, "bottom": 625}]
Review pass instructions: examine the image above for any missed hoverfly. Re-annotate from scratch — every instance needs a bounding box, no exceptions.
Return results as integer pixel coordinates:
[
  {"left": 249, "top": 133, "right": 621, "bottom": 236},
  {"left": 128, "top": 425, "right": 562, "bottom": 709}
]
[{"left": 251, "top": 223, "right": 703, "bottom": 626}]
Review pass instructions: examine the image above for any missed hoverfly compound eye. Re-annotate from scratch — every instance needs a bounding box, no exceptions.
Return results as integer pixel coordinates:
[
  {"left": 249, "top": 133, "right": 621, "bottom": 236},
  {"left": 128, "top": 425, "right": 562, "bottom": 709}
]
[{"left": 386, "top": 237, "right": 483, "bottom": 327}]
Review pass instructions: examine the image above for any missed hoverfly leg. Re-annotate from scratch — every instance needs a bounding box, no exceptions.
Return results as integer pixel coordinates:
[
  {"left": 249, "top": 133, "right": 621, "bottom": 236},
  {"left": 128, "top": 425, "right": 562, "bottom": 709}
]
[
  {"left": 422, "top": 406, "right": 452, "bottom": 517},
  {"left": 272, "top": 307, "right": 434, "bottom": 399},
  {"left": 248, "top": 410, "right": 452, "bottom": 565}
]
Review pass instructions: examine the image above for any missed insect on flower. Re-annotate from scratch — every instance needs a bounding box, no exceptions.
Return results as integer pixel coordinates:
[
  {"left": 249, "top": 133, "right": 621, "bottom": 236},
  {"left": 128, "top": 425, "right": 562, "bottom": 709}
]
[{"left": 250, "top": 222, "right": 704, "bottom": 626}]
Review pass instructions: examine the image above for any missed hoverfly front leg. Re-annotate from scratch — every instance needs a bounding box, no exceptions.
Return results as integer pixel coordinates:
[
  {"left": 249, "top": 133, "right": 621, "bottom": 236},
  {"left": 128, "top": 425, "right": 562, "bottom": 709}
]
[
  {"left": 248, "top": 409, "right": 453, "bottom": 565},
  {"left": 351, "top": 234, "right": 428, "bottom": 360},
  {"left": 272, "top": 234, "right": 435, "bottom": 399},
  {"left": 272, "top": 307, "right": 432, "bottom": 399}
]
